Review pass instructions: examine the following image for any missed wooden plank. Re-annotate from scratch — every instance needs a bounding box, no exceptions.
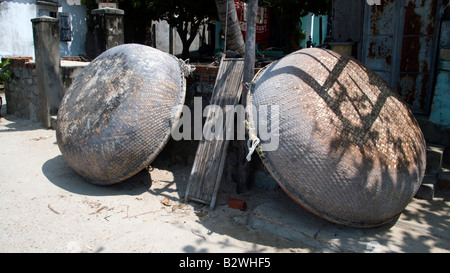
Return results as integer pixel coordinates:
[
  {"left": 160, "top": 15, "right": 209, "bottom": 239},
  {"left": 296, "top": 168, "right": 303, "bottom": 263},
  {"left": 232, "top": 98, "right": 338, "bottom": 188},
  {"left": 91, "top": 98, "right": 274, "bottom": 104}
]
[{"left": 185, "top": 56, "right": 245, "bottom": 209}]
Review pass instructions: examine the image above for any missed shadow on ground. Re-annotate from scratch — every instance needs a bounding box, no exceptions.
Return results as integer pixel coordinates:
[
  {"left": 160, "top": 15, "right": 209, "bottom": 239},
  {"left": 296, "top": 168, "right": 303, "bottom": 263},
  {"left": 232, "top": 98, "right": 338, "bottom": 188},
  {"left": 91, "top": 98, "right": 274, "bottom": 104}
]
[
  {"left": 43, "top": 155, "right": 152, "bottom": 197},
  {"left": 41, "top": 143, "right": 450, "bottom": 252}
]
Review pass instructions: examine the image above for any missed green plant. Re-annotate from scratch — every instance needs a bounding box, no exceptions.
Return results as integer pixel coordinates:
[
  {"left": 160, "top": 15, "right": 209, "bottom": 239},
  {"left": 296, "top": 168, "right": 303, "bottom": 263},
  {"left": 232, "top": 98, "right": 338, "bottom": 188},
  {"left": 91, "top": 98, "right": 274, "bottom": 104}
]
[
  {"left": 298, "top": 29, "right": 306, "bottom": 45},
  {"left": 0, "top": 59, "right": 12, "bottom": 82}
]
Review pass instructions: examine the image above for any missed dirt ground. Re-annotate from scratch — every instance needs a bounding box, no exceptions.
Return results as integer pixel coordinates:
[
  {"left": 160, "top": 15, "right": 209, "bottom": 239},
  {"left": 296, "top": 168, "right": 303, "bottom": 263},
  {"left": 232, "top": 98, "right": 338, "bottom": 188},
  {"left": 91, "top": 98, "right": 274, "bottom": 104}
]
[{"left": 0, "top": 108, "right": 312, "bottom": 253}]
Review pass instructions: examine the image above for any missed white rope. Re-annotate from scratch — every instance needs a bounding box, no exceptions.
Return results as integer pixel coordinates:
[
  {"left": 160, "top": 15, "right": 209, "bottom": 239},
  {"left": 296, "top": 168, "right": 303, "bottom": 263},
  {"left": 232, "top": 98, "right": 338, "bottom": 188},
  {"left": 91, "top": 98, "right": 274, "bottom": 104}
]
[
  {"left": 180, "top": 58, "right": 196, "bottom": 76},
  {"left": 246, "top": 137, "right": 260, "bottom": 162}
]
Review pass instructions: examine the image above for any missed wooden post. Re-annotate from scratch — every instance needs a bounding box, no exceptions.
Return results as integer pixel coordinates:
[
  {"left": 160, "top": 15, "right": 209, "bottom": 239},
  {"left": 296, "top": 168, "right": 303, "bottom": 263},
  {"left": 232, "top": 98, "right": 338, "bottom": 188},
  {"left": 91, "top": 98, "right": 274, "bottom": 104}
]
[{"left": 238, "top": 0, "right": 259, "bottom": 193}]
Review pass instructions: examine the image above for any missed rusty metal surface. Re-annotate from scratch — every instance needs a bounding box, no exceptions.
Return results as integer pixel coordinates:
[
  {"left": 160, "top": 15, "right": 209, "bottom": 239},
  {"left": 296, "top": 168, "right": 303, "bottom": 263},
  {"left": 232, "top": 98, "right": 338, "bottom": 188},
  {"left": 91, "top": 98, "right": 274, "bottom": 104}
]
[
  {"left": 56, "top": 44, "right": 186, "bottom": 185},
  {"left": 362, "top": 0, "right": 440, "bottom": 115},
  {"left": 363, "top": 0, "right": 400, "bottom": 85},
  {"left": 398, "top": 0, "right": 439, "bottom": 114},
  {"left": 247, "top": 48, "right": 427, "bottom": 227}
]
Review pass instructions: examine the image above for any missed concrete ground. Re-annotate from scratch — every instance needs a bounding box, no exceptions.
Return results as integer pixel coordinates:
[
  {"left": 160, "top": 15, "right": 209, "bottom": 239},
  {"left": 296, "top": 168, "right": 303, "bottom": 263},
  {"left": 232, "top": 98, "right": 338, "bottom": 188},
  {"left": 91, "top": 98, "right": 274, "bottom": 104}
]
[{"left": 1, "top": 95, "right": 449, "bottom": 253}]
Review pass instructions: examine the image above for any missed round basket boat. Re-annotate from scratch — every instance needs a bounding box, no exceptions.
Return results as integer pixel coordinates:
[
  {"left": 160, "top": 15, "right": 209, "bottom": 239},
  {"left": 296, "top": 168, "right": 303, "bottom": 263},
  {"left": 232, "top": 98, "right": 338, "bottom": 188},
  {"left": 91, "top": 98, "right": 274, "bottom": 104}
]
[
  {"left": 56, "top": 44, "right": 187, "bottom": 185},
  {"left": 247, "top": 48, "right": 426, "bottom": 227}
]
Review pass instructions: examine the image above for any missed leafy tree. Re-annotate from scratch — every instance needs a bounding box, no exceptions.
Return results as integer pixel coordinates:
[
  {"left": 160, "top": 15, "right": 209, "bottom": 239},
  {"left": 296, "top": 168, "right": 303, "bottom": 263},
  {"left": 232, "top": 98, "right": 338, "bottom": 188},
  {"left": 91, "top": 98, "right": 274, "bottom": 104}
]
[
  {"left": 0, "top": 59, "right": 12, "bottom": 83},
  {"left": 82, "top": 0, "right": 217, "bottom": 59},
  {"left": 157, "top": 0, "right": 217, "bottom": 59},
  {"left": 82, "top": 0, "right": 331, "bottom": 57}
]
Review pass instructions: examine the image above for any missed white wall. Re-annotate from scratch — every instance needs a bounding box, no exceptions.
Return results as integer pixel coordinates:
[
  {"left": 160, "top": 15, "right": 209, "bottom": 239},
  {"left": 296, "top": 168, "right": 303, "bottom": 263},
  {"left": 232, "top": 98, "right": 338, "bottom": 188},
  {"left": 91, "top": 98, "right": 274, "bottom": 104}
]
[
  {"left": 0, "top": 0, "right": 37, "bottom": 58},
  {"left": 0, "top": 0, "right": 87, "bottom": 59},
  {"left": 152, "top": 20, "right": 204, "bottom": 57}
]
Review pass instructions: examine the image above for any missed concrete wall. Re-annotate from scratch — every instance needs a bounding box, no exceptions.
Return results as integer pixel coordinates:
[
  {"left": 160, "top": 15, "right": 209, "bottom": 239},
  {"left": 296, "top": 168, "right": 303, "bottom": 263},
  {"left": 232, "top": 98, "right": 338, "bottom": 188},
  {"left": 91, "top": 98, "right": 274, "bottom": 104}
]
[
  {"left": 3, "top": 58, "right": 39, "bottom": 121},
  {"left": 0, "top": 0, "right": 87, "bottom": 59},
  {"left": 152, "top": 20, "right": 204, "bottom": 57}
]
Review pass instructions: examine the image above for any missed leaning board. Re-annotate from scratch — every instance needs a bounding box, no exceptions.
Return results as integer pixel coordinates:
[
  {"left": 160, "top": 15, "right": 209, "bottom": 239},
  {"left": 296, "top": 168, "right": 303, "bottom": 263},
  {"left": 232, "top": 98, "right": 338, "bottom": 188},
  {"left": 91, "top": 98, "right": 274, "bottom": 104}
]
[{"left": 184, "top": 56, "right": 245, "bottom": 209}]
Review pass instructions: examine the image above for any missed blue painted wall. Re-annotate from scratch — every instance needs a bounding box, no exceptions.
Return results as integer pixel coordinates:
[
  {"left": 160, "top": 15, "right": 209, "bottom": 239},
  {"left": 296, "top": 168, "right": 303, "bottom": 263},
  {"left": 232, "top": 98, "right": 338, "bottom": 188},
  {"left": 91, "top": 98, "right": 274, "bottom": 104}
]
[
  {"left": 430, "top": 59, "right": 450, "bottom": 128},
  {"left": 429, "top": 20, "right": 450, "bottom": 129},
  {"left": 299, "top": 13, "right": 328, "bottom": 48}
]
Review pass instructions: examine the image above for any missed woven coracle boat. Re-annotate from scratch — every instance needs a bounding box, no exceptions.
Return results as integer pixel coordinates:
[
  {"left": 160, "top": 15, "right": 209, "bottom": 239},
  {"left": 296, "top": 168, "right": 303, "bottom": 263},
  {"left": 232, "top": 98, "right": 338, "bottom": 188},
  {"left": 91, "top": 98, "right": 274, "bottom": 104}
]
[
  {"left": 56, "top": 44, "right": 186, "bottom": 185},
  {"left": 247, "top": 48, "right": 426, "bottom": 227}
]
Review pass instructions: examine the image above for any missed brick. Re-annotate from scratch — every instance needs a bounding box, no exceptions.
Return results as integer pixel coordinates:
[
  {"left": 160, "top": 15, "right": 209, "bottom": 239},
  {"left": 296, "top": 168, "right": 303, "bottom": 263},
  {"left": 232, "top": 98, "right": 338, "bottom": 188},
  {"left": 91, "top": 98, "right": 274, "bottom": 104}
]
[
  {"left": 193, "top": 65, "right": 219, "bottom": 75},
  {"left": 3, "top": 57, "right": 34, "bottom": 68}
]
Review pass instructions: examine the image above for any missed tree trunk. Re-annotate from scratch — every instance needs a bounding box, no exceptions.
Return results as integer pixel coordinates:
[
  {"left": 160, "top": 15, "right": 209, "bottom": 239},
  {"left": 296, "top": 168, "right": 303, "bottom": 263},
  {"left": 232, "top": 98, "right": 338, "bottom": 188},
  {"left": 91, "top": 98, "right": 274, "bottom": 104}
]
[
  {"left": 237, "top": 0, "right": 258, "bottom": 193},
  {"left": 181, "top": 40, "right": 190, "bottom": 60},
  {"left": 215, "top": 0, "right": 245, "bottom": 54},
  {"left": 176, "top": 21, "right": 201, "bottom": 60}
]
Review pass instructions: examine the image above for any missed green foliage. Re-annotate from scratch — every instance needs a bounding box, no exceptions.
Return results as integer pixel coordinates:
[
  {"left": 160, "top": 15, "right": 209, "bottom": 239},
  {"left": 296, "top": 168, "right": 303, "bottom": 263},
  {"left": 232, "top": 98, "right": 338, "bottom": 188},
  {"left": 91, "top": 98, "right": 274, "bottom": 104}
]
[
  {"left": 0, "top": 59, "right": 12, "bottom": 82},
  {"left": 298, "top": 29, "right": 307, "bottom": 43}
]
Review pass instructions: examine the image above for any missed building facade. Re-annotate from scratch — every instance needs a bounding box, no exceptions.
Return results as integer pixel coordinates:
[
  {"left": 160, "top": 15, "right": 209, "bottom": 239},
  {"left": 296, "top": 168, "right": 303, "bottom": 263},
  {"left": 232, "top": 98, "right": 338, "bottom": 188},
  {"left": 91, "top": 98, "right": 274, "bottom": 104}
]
[{"left": 0, "top": 0, "right": 87, "bottom": 59}]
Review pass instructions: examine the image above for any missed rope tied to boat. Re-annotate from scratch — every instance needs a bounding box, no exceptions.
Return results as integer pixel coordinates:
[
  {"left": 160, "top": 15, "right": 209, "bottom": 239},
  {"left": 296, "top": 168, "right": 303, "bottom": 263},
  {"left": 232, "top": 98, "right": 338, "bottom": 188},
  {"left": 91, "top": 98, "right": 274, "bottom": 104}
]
[
  {"left": 246, "top": 137, "right": 260, "bottom": 162},
  {"left": 180, "top": 59, "right": 196, "bottom": 76}
]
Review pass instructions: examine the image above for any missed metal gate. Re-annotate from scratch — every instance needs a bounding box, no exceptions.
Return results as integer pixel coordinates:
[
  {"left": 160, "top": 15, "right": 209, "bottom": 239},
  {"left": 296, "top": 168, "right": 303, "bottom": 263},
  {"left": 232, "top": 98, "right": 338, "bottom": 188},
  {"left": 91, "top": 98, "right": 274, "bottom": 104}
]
[{"left": 362, "top": 0, "right": 442, "bottom": 115}]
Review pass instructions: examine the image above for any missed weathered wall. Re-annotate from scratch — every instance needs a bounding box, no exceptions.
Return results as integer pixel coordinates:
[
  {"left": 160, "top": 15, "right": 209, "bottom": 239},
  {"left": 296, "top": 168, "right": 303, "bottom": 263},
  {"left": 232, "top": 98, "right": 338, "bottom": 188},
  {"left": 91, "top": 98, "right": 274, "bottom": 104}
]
[
  {"left": 61, "top": 60, "right": 88, "bottom": 92},
  {"left": 59, "top": 1, "right": 88, "bottom": 57},
  {"left": 331, "top": 0, "right": 364, "bottom": 59},
  {"left": 90, "top": 8, "right": 124, "bottom": 59},
  {"left": 2, "top": 57, "right": 88, "bottom": 122},
  {"left": 0, "top": 0, "right": 36, "bottom": 58},
  {"left": 0, "top": 0, "right": 87, "bottom": 59},
  {"left": 3, "top": 58, "right": 39, "bottom": 121}
]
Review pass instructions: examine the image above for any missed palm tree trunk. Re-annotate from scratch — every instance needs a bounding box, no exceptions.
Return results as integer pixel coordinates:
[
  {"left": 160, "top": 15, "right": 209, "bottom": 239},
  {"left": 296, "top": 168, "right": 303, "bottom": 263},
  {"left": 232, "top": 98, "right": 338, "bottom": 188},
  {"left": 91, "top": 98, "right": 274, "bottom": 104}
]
[{"left": 215, "top": 0, "right": 245, "bottom": 55}]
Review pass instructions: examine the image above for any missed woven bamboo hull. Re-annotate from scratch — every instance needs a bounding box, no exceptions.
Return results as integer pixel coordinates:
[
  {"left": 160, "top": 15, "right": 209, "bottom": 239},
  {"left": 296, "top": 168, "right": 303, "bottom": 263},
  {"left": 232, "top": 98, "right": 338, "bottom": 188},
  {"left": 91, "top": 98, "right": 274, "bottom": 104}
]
[
  {"left": 56, "top": 44, "right": 186, "bottom": 185},
  {"left": 248, "top": 48, "right": 427, "bottom": 227}
]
